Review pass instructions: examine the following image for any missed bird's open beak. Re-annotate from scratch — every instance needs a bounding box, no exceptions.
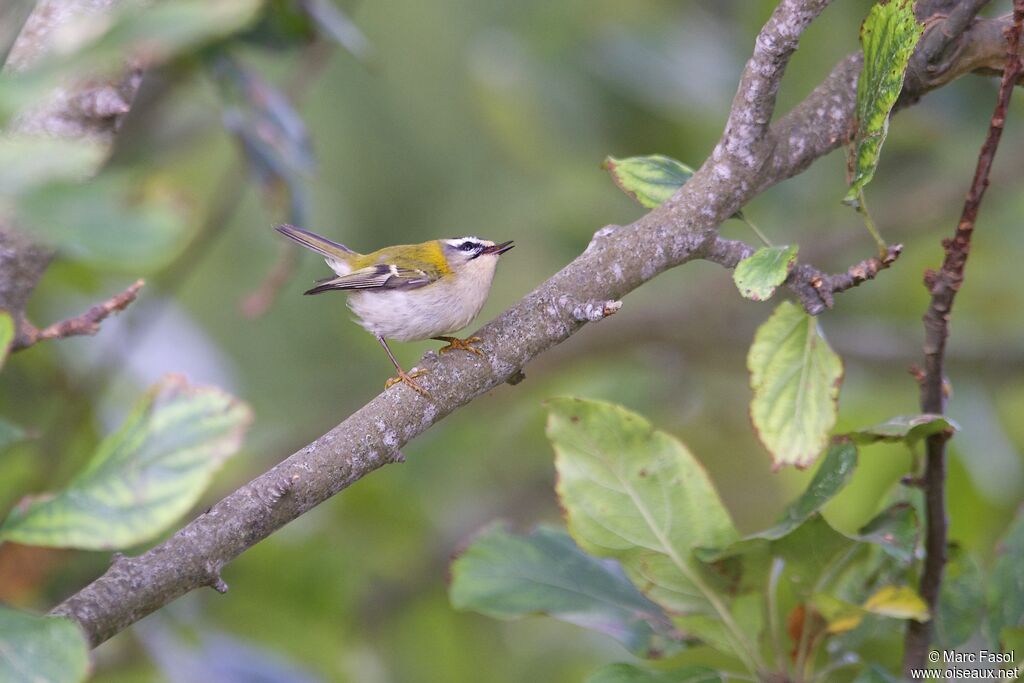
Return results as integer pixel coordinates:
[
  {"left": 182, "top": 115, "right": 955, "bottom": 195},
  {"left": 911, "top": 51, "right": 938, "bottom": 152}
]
[{"left": 482, "top": 240, "right": 515, "bottom": 256}]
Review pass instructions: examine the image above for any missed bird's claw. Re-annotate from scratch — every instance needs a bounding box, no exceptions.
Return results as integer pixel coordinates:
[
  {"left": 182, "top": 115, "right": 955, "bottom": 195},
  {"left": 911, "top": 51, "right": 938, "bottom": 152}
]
[
  {"left": 434, "top": 336, "right": 484, "bottom": 357},
  {"left": 385, "top": 369, "right": 430, "bottom": 397}
]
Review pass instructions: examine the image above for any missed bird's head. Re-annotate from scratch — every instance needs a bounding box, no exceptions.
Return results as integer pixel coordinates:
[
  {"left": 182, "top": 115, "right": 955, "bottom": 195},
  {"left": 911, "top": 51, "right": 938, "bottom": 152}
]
[{"left": 441, "top": 237, "right": 515, "bottom": 272}]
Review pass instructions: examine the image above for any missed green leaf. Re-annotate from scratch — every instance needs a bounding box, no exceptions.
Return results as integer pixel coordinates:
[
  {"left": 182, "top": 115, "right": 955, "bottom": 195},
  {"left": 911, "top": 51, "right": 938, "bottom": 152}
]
[
  {"left": 0, "top": 137, "right": 106, "bottom": 196},
  {"left": 988, "top": 507, "right": 1024, "bottom": 646},
  {"left": 764, "top": 442, "right": 858, "bottom": 540},
  {"left": 844, "top": 0, "right": 924, "bottom": 205},
  {"left": 449, "top": 525, "right": 680, "bottom": 658},
  {"left": 856, "top": 503, "right": 918, "bottom": 563},
  {"left": 0, "top": 606, "right": 89, "bottom": 683},
  {"left": 603, "top": 155, "right": 696, "bottom": 209},
  {"left": 936, "top": 544, "right": 984, "bottom": 648},
  {"left": 732, "top": 245, "right": 798, "bottom": 302},
  {"left": 846, "top": 414, "right": 957, "bottom": 446},
  {"left": 16, "top": 175, "right": 188, "bottom": 272},
  {"left": 547, "top": 397, "right": 738, "bottom": 616},
  {"left": 0, "top": 310, "right": 13, "bottom": 371},
  {"left": 748, "top": 301, "right": 843, "bottom": 469},
  {"left": 0, "top": 375, "right": 252, "bottom": 549},
  {"left": 585, "top": 663, "right": 722, "bottom": 683},
  {"left": 0, "top": 416, "right": 29, "bottom": 451}
]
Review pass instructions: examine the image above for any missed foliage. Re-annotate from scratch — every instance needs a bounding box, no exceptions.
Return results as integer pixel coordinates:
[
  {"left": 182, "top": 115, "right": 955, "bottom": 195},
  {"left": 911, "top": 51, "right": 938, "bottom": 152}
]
[
  {"left": 844, "top": 0, "right": 924, "bottom": 206},
  {"left": 0, "top": 606, "right": 89, "bottom": 683},
  {"left": 0, "top": 375, "right": 251, "bottom": 549},
  {"left": 732, "top": 245, "right": 798, "bottom": 301},
  {"left": 2, "top": 0, "right": 1021, "bottom": 681},
  {"left": 748, "top": 302, "right": 843, "bottom": 469},
  {"left": 450, "top": 398, "right": 989, "bottom": 680}
]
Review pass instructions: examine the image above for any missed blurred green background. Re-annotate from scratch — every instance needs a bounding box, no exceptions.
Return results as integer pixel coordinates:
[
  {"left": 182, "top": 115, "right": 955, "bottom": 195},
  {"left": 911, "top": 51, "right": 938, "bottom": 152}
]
[{"left": 2, "top": 0, "right": 1023, "bottom": 681}]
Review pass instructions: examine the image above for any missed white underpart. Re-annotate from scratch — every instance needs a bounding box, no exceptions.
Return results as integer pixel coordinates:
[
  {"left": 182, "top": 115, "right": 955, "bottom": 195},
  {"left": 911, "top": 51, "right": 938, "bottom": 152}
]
[{"left": 345, "top": 254, "right": 499, "bottom": 341}]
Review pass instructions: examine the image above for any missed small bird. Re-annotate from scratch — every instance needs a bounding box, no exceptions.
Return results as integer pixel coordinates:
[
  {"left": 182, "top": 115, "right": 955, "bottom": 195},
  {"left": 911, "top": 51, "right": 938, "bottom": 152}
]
[{"left": 276, "top": 224, "right": 514, "bottom": 395}]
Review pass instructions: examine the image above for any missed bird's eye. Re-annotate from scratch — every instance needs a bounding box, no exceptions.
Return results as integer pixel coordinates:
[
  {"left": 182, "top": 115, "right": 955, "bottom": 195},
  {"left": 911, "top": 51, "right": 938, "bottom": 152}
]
[{"left": 459, "top": 241, "right": 476, "bottom": 251}]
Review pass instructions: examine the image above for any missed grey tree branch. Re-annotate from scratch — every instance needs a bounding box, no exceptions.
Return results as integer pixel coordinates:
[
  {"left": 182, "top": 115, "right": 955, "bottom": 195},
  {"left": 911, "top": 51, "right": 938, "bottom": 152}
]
[
  {"left": 0, "top": 0, "right": 140, "bottom": 348},
  {"left": 46, "top": 0, "right": 1022, "bottom": 650}
]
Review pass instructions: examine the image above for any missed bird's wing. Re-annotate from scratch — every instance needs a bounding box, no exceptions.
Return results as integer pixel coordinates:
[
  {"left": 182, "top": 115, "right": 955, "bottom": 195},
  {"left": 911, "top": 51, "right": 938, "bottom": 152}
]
[{"left": 303, "top": 263, "right": 436, "bottom": 295}]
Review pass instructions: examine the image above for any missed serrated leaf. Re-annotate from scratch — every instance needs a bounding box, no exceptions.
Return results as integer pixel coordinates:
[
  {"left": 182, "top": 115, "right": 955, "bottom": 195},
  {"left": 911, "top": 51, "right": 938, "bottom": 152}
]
[
  {"left": 732, "top": 245, "right": 798, "bottom": 301},
  {"left": 844, "top": 0, "right": 924, "bottom": 205},
  {"left": 0, "top": 137, "right": 106, "bottom": 196},
  {"left": 585, "top": 663, "right": 722, "bottom": 683},
  {"left": 0, "top": 606, "right": 89, "bottom": 683},
  {"left": 847, "top": 414, "right": 957, "bottom": 446},
  {"left": 748, "top": 301, "right": 843, "bottom": 469},
  {"left": 0, "top": 375, "right": 251, "bottom": 549},
  {"left": 547, "top": 397, "right": 738, "bottom": 616},
  {"left": 449, "top": 525, "right": 680, "bottom": 658},
  {"left": 988, "top": 507, "right": 1024, "bottom": 646},
  {"left": 603, "top": 155, "right": 696, "bottom": 209},
  {"left": 16, "top": 174, "right": 188, "bottom": 272},
  {"left": 0, "top": 310, "right": 13, "bottom": 371},
  {"left": 862, "top": 585, "right": 928, "bottom": 622},
  {"left": 936, "top": 544, "right": 984, "bottom": 648}
]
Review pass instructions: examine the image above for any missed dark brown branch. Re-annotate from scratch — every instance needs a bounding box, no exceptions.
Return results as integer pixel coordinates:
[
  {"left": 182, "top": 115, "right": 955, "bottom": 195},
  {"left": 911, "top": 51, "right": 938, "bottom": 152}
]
[
  {"left": 47, "top": 0, "right": 1024, "bottom": 651},
  {"left": 903, "top": 2, "right": 1024, "bottom": 675},
  {"left": 11, "top": 279, "right": 144, "bottom": 352}
]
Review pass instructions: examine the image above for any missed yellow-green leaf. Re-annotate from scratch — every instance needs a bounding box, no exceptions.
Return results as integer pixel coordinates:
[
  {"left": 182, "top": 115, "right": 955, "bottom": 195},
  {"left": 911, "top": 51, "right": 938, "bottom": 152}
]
[
  {"left": 0, "top": 375, "right": 252, "bottom": 549},
  {"left": 547, "top": 398, "right": 738, "bottom": 615},
  {"left": 0, "top": 606, "right": 89, "bottom": 683},
  {"left": 812, "top": 593, "right": 866, "bottom": 634},
  {"left": 0, "top": 310, "right": 13, "bottom": 371},
  {"left": 843, "top": 0, "right": 924, "bottom": 205},
  {"left": 603, "top": 155, "right": 696, "bottom": 209},
  {"left": 733, "top": 245, "right": 798, "bottom": 301},
  {"left": 863, "top": 585, "right": 929, "bottom": 622},
  {"left": 748, "top": 302, "right": 843, "bottom": 468}
]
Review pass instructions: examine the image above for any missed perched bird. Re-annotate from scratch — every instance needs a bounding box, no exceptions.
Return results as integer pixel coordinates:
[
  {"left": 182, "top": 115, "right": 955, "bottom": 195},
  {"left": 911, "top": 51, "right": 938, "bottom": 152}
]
[{"left": 276, "top": 224, "right": 514, "bottom": 395}]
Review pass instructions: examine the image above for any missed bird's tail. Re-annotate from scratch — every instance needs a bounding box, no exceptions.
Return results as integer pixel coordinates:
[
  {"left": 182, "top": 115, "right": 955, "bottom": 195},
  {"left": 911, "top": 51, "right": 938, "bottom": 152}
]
[{"left": 275, "top": 224, "right": 357, "bottom": 261}]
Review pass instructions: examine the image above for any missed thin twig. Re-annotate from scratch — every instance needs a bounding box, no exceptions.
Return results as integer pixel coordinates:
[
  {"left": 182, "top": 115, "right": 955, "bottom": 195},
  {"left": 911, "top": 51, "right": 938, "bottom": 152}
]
[
  {"left": 903, "top": 1, "right": 1024, "bottom": 675},
  {"left": 10, "top": 279, "right": 144, "bottom": 352}
]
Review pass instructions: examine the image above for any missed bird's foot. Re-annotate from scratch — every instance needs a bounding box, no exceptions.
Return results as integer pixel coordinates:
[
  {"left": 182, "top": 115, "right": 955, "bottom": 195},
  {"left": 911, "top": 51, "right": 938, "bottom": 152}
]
[
  {"left": 433, "top": 336, "right": 484, "bottom": 356},
  {"left": 385, "top": 368, "right": 430, "bottom": 397}
]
